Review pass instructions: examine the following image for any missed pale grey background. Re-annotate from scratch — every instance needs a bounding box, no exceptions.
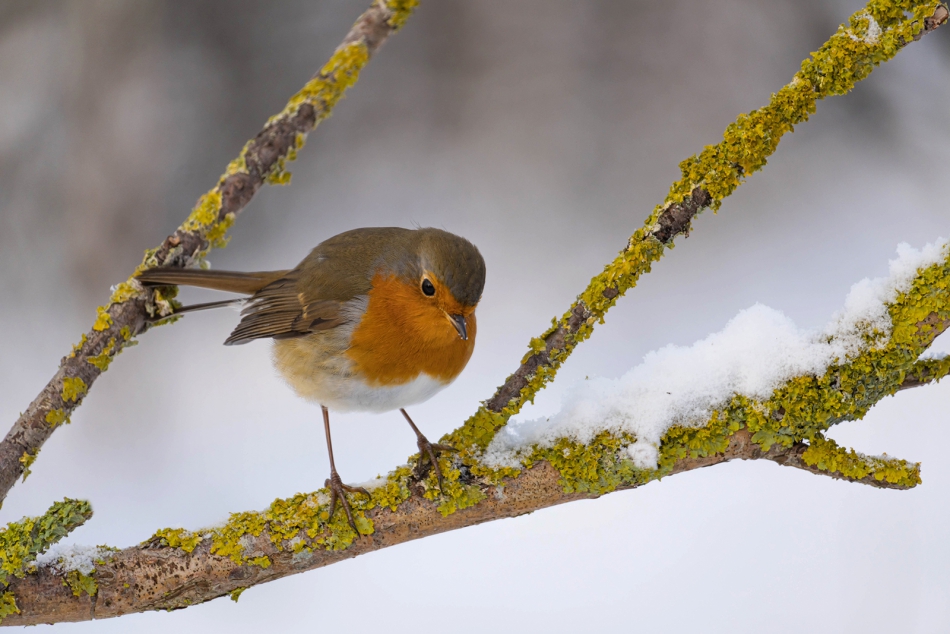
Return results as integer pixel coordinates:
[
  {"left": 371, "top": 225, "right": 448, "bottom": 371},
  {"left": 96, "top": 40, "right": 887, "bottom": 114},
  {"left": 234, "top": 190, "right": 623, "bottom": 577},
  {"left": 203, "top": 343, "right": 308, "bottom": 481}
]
[{"left": 1, "top": 1, "right": 949, "bottom": 632}]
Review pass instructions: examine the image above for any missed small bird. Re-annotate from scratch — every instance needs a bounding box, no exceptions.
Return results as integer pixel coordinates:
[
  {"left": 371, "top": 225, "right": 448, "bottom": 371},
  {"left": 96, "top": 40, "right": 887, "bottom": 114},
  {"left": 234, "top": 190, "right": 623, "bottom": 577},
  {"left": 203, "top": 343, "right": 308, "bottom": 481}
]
[{"left": 137, "top": 227, "right": 486, "bottom": 531}]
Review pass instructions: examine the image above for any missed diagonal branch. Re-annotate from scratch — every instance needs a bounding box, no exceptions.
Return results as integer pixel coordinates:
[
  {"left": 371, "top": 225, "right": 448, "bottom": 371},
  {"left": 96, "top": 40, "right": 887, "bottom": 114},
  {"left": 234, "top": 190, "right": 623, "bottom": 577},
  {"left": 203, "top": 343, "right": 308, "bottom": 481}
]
[
  {"left": 448, "top": 1, "right": 950, "bottom": 455},
  {"left": 0, "top": 0, "right": 420, "bottom": 505}
]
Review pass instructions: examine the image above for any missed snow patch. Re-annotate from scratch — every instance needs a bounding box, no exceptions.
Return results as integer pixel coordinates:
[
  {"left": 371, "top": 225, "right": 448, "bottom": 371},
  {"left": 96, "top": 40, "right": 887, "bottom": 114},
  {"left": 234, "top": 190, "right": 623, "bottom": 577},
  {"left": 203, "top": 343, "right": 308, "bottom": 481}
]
[
  {"left": 353, "top": 473, "right": 401, "bottom": 491},
  {"left": 848, "top": 11, "right": 882, "bottom": 44},
  {"left": 483, "top": 240, "right": 948, "bottom": 470},
  {"left": 35, "top": 544, "right": 110, "bottom": 576}
]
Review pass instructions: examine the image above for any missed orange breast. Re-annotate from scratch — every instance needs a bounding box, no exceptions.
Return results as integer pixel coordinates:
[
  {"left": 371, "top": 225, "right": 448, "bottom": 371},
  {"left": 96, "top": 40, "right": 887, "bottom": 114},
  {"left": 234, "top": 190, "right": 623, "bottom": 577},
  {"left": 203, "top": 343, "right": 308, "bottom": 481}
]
[{"left": 346, "top": 273, "right": 477, "bottom": 387}]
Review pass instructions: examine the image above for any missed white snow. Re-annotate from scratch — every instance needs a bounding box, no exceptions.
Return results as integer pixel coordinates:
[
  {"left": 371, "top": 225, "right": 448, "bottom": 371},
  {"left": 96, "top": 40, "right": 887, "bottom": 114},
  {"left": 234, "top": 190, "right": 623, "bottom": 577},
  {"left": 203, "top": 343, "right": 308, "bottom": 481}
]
[
  {"left": 483, "top": 240, "right": 948, "bottom": 470},
  {"left": 848, "top": 11, "right": 882, "bottom": 44},
  {"left": 35, "top": 544, "right": 111, "bottom": 575},
  {"left": 864, "top": 15, "right": 882, "bottom": 44}
]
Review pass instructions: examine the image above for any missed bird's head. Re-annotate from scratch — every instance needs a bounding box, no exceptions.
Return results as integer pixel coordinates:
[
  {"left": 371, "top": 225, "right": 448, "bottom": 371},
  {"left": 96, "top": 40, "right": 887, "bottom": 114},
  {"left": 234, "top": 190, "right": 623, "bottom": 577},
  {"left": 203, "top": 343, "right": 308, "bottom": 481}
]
[{"left": 405, "top": 228, "right": 485, "bottom": 342}]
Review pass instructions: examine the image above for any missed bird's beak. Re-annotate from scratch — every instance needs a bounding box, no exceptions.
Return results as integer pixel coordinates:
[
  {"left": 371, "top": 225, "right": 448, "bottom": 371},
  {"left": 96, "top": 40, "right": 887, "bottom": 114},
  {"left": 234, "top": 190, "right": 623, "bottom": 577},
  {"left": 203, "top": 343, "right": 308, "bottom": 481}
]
[{"left": 446, "top": 313, "right": 468, "bottom": 340}]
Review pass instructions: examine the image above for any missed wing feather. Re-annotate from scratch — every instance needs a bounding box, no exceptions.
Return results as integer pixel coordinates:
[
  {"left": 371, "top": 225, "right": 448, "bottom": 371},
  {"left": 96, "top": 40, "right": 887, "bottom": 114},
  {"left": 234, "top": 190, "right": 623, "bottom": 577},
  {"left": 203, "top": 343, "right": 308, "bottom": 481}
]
[
  {"left": 223, "top": 228, "right": 410, "bottom": 345},
  {"left": 224, "top": 271, "right": 348, "bottom": 345}
]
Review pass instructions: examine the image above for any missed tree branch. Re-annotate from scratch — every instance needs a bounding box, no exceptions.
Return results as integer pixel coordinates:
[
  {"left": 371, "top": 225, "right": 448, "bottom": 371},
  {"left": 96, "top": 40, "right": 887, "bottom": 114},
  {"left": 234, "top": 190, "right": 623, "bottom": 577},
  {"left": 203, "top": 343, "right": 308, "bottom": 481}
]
[
  {"left": 0, "top": 430, "right": 924, "bottom": 625},
  {"left": 2, "top": 0, "right": 949, "bottom": 627},
  {"left": 0, "top": 500, "right": 92, "bottom": 622},
  {"left": 0, "top": 0, "right": 419, "bottom": 505},
  {"left": 4, "top": 234, "right": 947, "bottom": 626},
  {"left": 898, "top": 355, "right": 950, "bottom": 390},
  {"left": 452, "top": 1, "right": 949, "bottom": 454}
]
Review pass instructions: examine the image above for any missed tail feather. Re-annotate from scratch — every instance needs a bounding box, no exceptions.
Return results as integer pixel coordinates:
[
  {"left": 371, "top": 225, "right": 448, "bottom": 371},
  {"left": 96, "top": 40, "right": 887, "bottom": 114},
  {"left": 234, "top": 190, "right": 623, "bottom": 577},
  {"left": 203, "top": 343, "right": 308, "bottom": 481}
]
[
  {"left": 148, "top": 298, "right": 244, "bottom": 322},
  {"left": 137, "top": 268, "right": 289, "bottom": 295}
]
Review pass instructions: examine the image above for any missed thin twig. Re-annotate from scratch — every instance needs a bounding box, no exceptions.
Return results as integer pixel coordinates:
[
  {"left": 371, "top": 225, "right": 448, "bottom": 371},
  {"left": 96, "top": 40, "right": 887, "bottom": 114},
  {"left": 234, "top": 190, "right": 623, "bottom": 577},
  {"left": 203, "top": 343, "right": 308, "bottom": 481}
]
[{"left": 898, "top": 355, "right": 950, "bottom": 390}]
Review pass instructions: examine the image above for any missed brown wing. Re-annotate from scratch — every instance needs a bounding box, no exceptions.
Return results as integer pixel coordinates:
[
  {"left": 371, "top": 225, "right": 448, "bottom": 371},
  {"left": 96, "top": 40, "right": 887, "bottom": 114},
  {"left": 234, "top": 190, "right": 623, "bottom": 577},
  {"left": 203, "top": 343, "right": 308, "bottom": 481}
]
[
  {"left": 223, "top": 227, "right": 419, "bottom": 345},
  {"left": 224, "top": 271, "right": 346, "bottom": 346}
]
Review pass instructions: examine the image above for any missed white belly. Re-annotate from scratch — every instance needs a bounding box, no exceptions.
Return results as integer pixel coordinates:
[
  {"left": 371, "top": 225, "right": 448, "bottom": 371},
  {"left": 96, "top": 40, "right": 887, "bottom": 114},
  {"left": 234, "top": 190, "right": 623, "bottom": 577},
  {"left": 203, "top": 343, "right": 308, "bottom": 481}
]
[
  {"left": 271, "top": 336, "right": 452, "bottom": 413},
  {"left": 314, "top": 372, "right": 450, "bottom": 413}
]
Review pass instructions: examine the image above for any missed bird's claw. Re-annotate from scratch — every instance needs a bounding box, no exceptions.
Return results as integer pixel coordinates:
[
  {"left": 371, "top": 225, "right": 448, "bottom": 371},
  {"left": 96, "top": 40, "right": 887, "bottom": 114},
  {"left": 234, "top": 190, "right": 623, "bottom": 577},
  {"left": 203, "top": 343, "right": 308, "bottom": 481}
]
[
  {"left": 415, "top": 437, "right": 457, "bottom": 493},
  {"left": 325, "top": 471, "right": 371, "bottom": 536}
]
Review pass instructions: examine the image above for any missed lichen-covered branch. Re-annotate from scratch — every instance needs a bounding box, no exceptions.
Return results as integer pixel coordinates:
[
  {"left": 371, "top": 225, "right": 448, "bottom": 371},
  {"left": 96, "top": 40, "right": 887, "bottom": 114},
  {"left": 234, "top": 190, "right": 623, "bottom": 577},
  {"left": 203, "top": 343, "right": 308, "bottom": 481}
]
[
  {"left": 898, "top": 354, "right": 950, "bottom": 390},
  {"left": 0, "top": 437, "right": 915, "bottom": 626},
  {"left": 0, "top": 0, "right": 419, "bottom": 505},
  {"left": 2, "top": 0, "right": 948, "bottom": 627},
  {"left": 4, "top": 230, "right": 948, "bottom": 626},
  {"left": 448, "top": 1, "right": 949, "bottom": 456},
  {"left": 0, "top": 500, "right": 92, "bottom": 621}
]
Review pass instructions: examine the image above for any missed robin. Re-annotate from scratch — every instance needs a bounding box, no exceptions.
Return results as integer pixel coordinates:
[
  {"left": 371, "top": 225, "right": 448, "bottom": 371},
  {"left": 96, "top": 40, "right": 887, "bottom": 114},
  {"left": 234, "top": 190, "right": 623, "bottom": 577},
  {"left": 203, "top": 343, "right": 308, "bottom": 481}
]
[{"left": 137, "top": 226, "right": 486, "bottom": 531}]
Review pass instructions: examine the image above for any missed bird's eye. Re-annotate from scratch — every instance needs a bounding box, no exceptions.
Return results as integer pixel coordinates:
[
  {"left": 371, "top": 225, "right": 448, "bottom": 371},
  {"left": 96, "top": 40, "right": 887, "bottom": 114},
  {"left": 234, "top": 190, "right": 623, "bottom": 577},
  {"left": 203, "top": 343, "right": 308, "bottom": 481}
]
[{"left": 421, "top": 278, "right": 436, "bottom": 296}]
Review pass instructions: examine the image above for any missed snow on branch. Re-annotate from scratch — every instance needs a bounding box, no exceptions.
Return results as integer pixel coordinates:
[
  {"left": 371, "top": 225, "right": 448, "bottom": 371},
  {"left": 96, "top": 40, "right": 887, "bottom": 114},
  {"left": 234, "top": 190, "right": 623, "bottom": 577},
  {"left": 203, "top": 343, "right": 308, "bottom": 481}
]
[
  {"left": 0, "top": 500, "right": 93, "bottom": 622},
  {"left": 1, "top": 0, "right": 948, "bottom": 628},
  {"left": 485, "top": 241, "right": 949, "bottom": 473},
  {"left": 4, "top": 239, "right": 948, "bottom": 626},
  {"left": 448, "top": 1, "right": 950, "bottom": 456}
]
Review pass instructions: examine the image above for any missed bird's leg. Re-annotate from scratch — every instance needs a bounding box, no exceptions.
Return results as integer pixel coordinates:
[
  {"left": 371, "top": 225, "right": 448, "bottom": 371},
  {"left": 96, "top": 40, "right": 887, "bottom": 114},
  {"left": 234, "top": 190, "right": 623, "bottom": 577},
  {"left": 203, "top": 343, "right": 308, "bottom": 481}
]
[
  {"left": 322, "top": 406, "right": 370, "bottom": 534},
  {"left": 400, "top": 408, "right": 456, "bottom": 492}
]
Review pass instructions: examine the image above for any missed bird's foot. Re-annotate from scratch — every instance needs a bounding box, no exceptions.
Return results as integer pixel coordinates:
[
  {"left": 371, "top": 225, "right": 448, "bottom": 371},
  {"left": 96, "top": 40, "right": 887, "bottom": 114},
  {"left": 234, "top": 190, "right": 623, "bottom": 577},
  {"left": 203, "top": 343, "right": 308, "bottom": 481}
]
[
  {"left": 325, "top": 470, "right": 371, "bottom": 535},
  {"left": 415, "top": 435, "right": 457, "bottom": 493}
]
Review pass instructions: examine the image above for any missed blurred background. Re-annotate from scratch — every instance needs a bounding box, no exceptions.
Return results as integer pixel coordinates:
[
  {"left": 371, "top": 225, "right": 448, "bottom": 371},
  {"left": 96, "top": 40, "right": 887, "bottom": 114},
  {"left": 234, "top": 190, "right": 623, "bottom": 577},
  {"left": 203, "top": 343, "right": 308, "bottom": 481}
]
[{"left": 1, "top": 1, "right": 949, "bottom": 632}]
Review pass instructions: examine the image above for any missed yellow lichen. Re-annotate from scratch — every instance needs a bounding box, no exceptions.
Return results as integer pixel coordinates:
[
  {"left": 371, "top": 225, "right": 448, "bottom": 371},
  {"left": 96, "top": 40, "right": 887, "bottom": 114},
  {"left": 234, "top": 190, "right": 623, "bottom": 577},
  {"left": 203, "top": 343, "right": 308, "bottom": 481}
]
[
  {"left": 369, "top": 466, "right": 413, "bottom": 511},
  {"left": 63, "top": 570, "right": 97, "bottom": 598},
  {"left": 61, "top": 377, "right": 87, "bottom": 403},
  {"left": 92, "top": 308, "right": 113, "bottom": 332},
  {"left": 209, "top": 511, "right": 267, "bottom": 565},
  {"left": 18, "top": 451, "right": 37, "bottom": 482},
  {"left": 0, "top": 499, "right": 93, "bottom": 591},
  {"left": 205, "top": 213, "right": 235, "bottom": 249},
  {"left": 45, "top": 409, "right": 68, "bottom": 428},
  {"left": 221, "top": 140, "right": 253, "bottom": 180},
  {"left": 419, "top": 460, "right": 487, "bottom": 517},
  {"left": 801, "top": 437, "right": 920, "bottom": 487},
  {"left": 69, "top": 334, "right": 87, "bottom": 359},
  {"left": 86, "top": 339, "right": 116, "bottom": 372},
  {"left": 108, "top": 281, "right": 141, "bottom": 305},
  {"left": 0, "top": 592, "right": 18, "bottom": 623},
  {"left": 906, "top": 355, "right": 950, "bottom": 385},
  {"left": 152, "top": 528, "right": 203, "bottom": 553},
  {"left": 386, "top": 0, "right": 420, "bottom": 30},
  {"left": 182, "top": 191, "right": 223, "bottom": 234},
  {"left": 274, "top": 42, "right": 370, "bottom": 125}
]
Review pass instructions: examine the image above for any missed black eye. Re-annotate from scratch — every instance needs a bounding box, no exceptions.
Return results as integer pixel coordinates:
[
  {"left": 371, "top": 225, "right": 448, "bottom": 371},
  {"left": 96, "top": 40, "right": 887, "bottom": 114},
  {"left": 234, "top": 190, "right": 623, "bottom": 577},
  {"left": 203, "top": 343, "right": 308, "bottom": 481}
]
[{"left": 421, "top": 278, "right": 435, "bottom": 296}]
